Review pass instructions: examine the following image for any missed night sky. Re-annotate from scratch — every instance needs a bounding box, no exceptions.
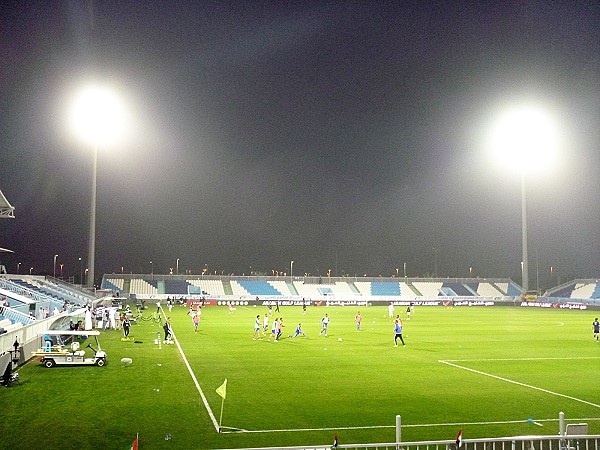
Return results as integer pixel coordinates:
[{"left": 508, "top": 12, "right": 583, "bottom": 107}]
[{"left": 1, "top": 1, "right": 599, "bottom": 287}]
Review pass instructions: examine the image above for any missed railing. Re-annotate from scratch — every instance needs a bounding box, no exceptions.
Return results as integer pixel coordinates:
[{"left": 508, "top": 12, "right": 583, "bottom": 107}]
[{"left": 215, "top": 435, "right": 600, "bottom": 450}]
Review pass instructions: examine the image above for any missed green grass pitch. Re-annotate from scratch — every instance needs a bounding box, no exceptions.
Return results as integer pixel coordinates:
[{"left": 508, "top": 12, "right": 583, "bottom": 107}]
[{"left": 2, "top": 304, "right": 600, "bottom": 449}]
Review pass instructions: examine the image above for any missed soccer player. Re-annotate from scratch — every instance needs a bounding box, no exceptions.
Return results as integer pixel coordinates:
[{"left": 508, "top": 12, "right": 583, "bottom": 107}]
[
  {"left": 163, "top": 317, "right": 173, "bottom": 343},
  {"left": 302, "top": 298, "right": 307, "bottom": 315},
  {"left": 394, "top": 318, "right": 405, "bottom": 347},
  {"left": 269, "top": 317, "right": 278, "bottom": 341},
  {"left": 263, "top": 313, "right": 269, "bottom": 336},
  {"left": 388, "top": 302, "right": 394, "bottom": 318},
  {"left": 593, "top": 318, "right": 600, "bottom": 342},
  {"left": 355, "top": 311, "right": 362, "bottom": 331},
  {"left": 123, "top": 317, "right": 131, "bottom": 338},
  {"left": 276, "top": 318, "right": 284, "bottom": 341},
  {"left": 252, "top": 315, "right": 262, "bottom": 340},
  {"left": 193, "top": 313, "right": 199, "bottom": 332},
  {"left": 320, "top": 314, "right": 330, "bottom": 336},
  {"left": 406, "top": 305, "right": 411, "bottom": 320},
  {"left": 289, "top": 323, "right": 307, "bottom": 338}
]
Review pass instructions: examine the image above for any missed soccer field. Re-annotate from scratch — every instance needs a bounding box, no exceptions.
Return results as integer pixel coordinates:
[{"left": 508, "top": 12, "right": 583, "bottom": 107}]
[{"left": 3, "top": 304, "right": 600, "bottom": 450}]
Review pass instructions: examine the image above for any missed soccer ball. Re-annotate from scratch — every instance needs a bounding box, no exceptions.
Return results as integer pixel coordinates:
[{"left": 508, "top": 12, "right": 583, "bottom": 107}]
[{"left": 338, "top": 338, "right": 343, "bottom": 342}]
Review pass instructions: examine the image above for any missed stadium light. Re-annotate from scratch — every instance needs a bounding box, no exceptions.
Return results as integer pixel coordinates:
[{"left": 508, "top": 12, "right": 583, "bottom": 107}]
[
  {"left": 70, "top": 85, "right": 126, "bottom": 288},
  {"left": 17, "top": 262, "right": 21, "bottom": 274},
  {"left": 290, "top": 260, "right": 294, "bottom": 279},
  {"left": 487, "top": 104, "right": 560, "bottom": 291},
  {"left": 53, "top": 254, "right": 58, "bottom": 278}
]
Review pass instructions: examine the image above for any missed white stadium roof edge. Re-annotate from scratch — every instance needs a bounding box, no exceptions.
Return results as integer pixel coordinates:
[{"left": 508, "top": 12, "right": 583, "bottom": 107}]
[{"left": 0, "top": 188, "right": 15, "bottom": 253}]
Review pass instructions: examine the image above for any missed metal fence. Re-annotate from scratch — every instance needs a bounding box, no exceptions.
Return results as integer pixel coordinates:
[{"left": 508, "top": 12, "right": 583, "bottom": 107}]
[{"left": 215, "top": 435, "right": 600, "bottom": 450}]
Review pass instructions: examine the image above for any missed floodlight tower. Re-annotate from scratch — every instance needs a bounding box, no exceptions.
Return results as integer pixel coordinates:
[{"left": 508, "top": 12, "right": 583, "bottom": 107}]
[
  {"left": 70, "top": 85, "right": 125, "bottom": 288},
  {"left": 488, "top": 105, "right": 559, "bottom": 291}
]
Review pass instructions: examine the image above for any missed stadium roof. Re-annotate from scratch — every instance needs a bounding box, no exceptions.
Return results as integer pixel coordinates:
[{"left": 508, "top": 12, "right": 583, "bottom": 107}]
[
  {"left": 0, "top": 189, "right": 14, "bottom": 219},
  {"left": 0, "top": 188, "right": 15, "bottom": 252}
]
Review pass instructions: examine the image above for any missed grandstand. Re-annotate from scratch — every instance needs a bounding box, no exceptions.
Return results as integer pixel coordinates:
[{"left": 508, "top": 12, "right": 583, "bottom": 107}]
[{"left": 99, "top": 274, "right": 546, "bottom": 304}]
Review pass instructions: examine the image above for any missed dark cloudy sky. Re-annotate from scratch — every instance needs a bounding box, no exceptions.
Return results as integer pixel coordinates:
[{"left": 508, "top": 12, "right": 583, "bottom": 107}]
[{"left": 1, "top": 1, "right": 599, "bottom": 287}]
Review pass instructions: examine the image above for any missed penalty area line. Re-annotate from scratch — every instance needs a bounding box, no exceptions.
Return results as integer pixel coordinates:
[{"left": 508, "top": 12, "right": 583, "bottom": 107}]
[{"left": 439, "top": 359, "right": 600, "bottom": 409}]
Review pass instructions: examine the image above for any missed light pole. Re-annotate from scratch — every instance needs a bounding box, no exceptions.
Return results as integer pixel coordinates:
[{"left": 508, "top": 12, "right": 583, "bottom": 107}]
[
  {"left": 520, "top": 172, "right": 529, "bottom": 291},
  {"left": 53, "top": 254, "right": 58, "bottom": 278},
  {"left": 488, "top": 104, "right": 560, "bottom": 292},
  {"left": 16, "top": 262, "right": 21, "bottom": 274},
  {"left": 290, "top": 260, "right": 294, "bottom": 279},
  {"left": 78, "top": 257, "right": 83, "bottom": 286},
  {"left": 29, "top": 267, "right": 33, "bottom": 275},
  {"left": 150, "top": 261, "right": 153, "bottom": 275},
  {"left": 176, "top": 258, "right": 179, "bottom": 275},
  {"left": 70, "top": 85, "right": 125, "bottom": 288},
  {"left": 60, "top": 264, "right": 64, "bottom": 278}
]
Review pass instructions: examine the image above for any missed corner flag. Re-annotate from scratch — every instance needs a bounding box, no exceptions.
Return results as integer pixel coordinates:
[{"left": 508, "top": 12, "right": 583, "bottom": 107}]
[
  {"left": 456, "top": 429, "right": 463, "bottom": 448},
  {"left": 216, "top": 379, "right": 227, "bottom": 399}
]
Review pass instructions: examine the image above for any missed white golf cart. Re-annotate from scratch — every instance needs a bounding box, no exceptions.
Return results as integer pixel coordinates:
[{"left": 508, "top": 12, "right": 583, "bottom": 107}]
[{"left": 32, "top": 330, "right": 107, "bottom": 368}]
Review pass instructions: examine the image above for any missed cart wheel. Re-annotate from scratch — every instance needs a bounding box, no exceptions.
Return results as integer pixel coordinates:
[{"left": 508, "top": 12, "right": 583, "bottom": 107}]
[
  {"left": 96, "top": 358, "right": 106, "bottom": 367},
  {"left": 44, "top": 359, "right": 55, "bottom": 368}
]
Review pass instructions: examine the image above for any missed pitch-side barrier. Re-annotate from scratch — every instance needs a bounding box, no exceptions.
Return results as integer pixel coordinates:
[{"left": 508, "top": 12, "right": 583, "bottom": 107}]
[{"left": 215, "top": 434, "right": 599, "bottom": 450}]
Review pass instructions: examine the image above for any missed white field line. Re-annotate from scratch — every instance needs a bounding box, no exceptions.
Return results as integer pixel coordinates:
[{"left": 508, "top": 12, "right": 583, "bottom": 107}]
[
  {"left": 444, "top": 357, "right": 600, "bottom": 362},
  {"left": 439, "top": 359, "right": 600, "bottom": 409},
  {"left": 160, "top": 307, "right": 221, "bottom": 432},
  {"left": 219, "top": 417, "right": 600, "bottom": 434}
]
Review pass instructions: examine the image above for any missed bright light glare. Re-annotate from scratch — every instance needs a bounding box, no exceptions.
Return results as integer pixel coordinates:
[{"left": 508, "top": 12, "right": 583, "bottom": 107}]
[
  {"left": 488, "top": 105, "right": 560, "bottom": 171},
  {"left": 69, "top": 86, "right": 126, "bottom": 146}
]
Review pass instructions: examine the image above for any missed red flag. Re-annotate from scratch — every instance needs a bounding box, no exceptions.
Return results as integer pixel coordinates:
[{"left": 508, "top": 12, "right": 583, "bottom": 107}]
[
  {"left": 131, "top": 436, "right": 138, "bottom": 450},
  {"left": 456, "top": 429, "right": 463, "bottom": 448}
]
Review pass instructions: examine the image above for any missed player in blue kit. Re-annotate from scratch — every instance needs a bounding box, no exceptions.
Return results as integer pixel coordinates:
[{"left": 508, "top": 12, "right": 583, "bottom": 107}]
[
  {"left": 393, "top": 318, "right": 405, "bottom": 347},
  {"left": 252, "top": 315, "right": 262, "bottom": 340},
  {"left": 355, "top": 311, "right": 362, "bottom": 331},
  {"left": 269, "top": 318, "right": 278, "bottom": 341},
  {"left": 289, "top": 323, "right": 307, "bottom": 338}
]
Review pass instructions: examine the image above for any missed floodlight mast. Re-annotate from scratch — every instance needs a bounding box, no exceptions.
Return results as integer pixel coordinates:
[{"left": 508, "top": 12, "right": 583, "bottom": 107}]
[
  {"left": 88, "top": 142, "right": 98, "bottom": 288},
  {"left": 521, "top": 173, "right": 529, "bottom": 291},
  {"left": 489, "top": 104, "right": 559, "bottom": 292},
  {"left": 70, "top": 85, "right": 125, "bottom": 289}
]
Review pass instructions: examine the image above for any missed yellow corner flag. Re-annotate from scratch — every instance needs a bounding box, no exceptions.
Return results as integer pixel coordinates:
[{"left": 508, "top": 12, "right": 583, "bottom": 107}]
[{"left": 216, "top": 379, "right": 227, "bottom": 400}]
